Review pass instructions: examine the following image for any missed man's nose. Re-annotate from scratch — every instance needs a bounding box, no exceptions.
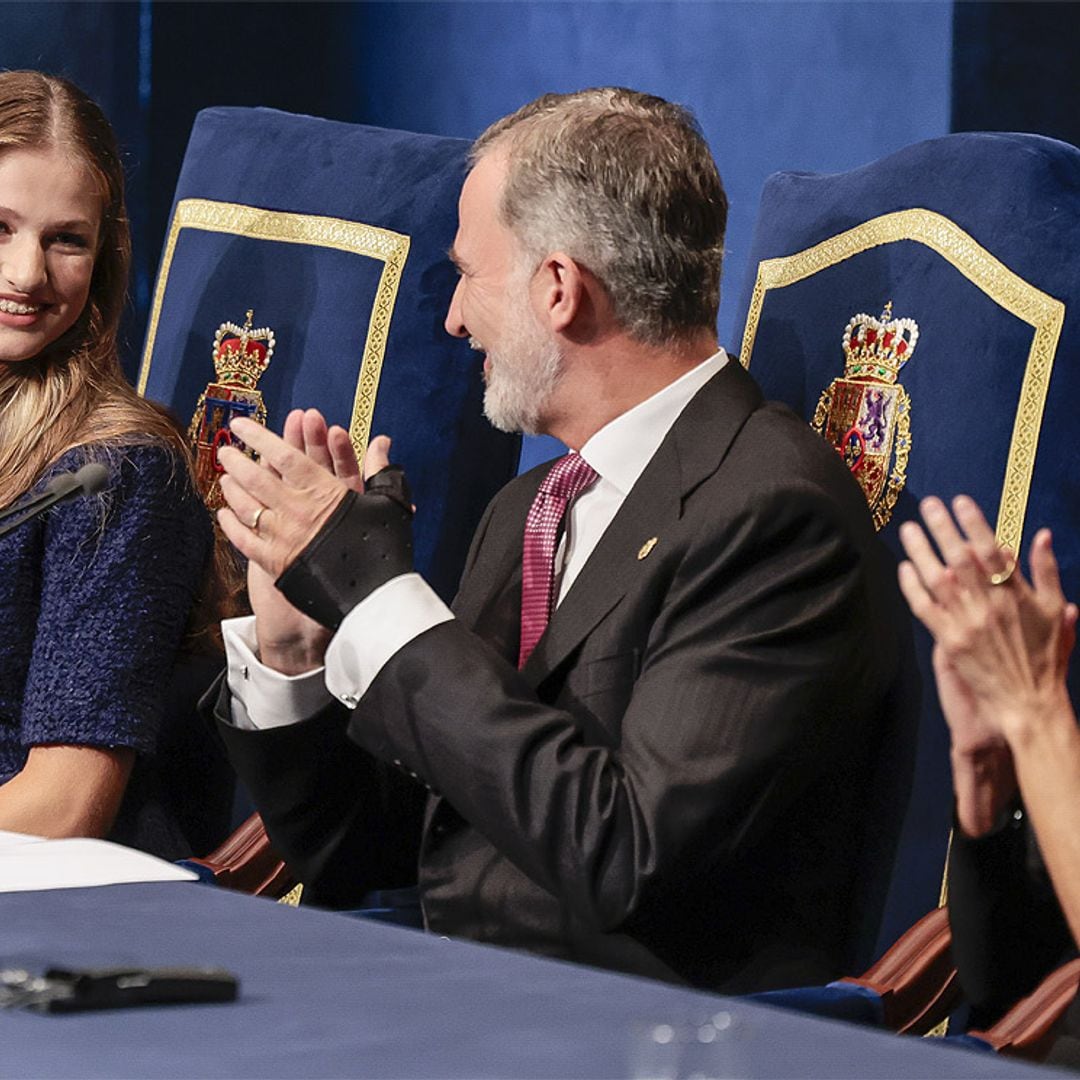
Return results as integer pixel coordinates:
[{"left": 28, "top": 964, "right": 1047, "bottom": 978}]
[
  {"left": 1, "top": 236, "right": 47, "bottom": 294},
  {"left": 444, "top": 277, "right": 467, "bottom": 338}
]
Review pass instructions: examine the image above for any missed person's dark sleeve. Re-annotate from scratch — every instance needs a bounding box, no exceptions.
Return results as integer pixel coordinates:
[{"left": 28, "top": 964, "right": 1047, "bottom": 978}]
[
  {"left": 205, "top": 490, "right": 507, "bottom": 905},
  {"left": 211, "top": 682, "right": 428, "bottom": 906},
  {"left": 948, "top": 807, "right": 1074, "bottom": 1028}
]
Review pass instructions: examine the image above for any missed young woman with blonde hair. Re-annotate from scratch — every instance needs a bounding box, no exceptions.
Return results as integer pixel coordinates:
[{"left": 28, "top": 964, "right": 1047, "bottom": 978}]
[{"left": 0, "top": 70, "right": 223, "bottom": 854}]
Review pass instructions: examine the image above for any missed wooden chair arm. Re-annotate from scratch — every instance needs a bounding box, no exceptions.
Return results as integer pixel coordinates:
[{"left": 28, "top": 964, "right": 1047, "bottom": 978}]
[
  {"left": 969, "top": 956, "right": 1080, "bottom": 1061},
  {"left": 186, "top": 811, "right": 297, "bottom": 899},
  {"left": 838, "top": 906, "right": 962, "bottom": 1035}
]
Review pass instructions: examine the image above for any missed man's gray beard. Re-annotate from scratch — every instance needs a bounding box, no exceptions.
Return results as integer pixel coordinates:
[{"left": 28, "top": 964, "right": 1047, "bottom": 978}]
[{"left": 482, "top": 328, "right": 563, "bottom": 436}]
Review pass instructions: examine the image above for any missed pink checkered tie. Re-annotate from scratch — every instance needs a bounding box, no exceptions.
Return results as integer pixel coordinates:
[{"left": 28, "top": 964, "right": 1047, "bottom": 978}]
[{"left": 518, "top": 452, "right": 599, "bottom": 668}]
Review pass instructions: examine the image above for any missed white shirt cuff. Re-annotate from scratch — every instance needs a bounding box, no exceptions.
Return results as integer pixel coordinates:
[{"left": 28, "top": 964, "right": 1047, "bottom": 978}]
[
  {"left": 222, "top": 615, "right": 333, "bottom": 730},
  {"left": 325, "top": 573, "right": 454, "bottom": 708}
]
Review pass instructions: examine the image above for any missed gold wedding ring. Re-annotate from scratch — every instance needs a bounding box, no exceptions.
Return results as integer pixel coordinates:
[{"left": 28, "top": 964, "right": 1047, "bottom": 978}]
[
  {"left": 250, "top": 506, "right": 266, "bottom": 532},
  {"left": 989, "top": 553, "right": 1016, "bottom": 587}
]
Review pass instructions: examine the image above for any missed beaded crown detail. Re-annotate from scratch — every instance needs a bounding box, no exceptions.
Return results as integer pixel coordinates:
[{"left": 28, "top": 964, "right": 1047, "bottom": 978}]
[
  {"left": 211, "top": 309, "right": 275, "bottom": 388},
  {"left": 841, "top": 301, "right": 918, "bottom": 384},
  {"left": 188, "top": 309, "right": 275, "bottom": 509},
  {"left": 811, "top": 300, "right": 919, "bottom": 531}
]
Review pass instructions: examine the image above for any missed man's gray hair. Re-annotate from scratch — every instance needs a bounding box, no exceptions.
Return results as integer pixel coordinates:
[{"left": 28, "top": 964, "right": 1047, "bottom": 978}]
[{"left": 472, "top": 87, "right": 727, "bottom": 347}]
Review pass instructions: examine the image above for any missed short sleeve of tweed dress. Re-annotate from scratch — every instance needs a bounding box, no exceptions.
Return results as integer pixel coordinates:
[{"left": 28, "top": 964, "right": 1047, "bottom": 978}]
[{"left": 19, "top": 443, "right": 212, "bottom": 756}]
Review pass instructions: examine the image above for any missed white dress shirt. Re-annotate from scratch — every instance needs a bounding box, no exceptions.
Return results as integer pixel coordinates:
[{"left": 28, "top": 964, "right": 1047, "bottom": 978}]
[{"left": 223, "top": 349, "right": 727, "bottom": 729}]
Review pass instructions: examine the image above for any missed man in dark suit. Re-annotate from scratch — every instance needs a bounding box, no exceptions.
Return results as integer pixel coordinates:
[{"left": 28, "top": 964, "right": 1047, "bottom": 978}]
[{"left": 214, "top": 87, "right": 902, "bottom": 992}]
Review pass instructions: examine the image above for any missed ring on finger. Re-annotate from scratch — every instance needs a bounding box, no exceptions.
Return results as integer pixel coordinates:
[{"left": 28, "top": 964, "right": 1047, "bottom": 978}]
[
  {"left": 989, "top": 553, "right": 1016, "bottom": 587},
  {"left": 249, "top": 506, "right": 267, "bottom": 532}
]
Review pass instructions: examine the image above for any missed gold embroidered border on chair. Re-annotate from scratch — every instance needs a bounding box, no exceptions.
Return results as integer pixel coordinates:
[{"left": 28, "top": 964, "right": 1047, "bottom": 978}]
[
  {"left": 136, "top": 198, "right": 411, "bottom": 458},
  {"left": 738, "top": 208, "right": 1064, "bottom": 555}
]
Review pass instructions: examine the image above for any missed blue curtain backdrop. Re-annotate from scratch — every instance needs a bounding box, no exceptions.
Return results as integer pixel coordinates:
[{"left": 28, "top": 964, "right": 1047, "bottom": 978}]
[
  {"left": 346, "top": 0, "right": 953, "bottom": 464},
  {"left": 348, "top": 1, "right": 953, "bottom": 354},
  {"left": 0, "top": 3, "right": 150, "bottom": 366},
  {"left": 5, "top": 1, "right": 1077, "bottom": 382},
  {"left": 2, "top": 0, "right": 957, "bottom": 466}
]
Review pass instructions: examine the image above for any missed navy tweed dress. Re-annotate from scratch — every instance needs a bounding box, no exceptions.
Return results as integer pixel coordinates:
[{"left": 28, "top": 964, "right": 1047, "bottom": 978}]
[{"left": 0, "top": 441, "right": 214, "bottom": 856}]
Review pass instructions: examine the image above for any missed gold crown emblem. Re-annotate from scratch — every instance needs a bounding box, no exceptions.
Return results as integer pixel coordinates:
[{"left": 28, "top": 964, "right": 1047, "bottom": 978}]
[
  {"left": 841, "top": 301, "right": 918, "bottom": 384},
  {"left": 188, "top": 308, "right": 275, "bottom": 510},
  {"left": 212, "top": 309, "right": 275, "bottom": 389}
]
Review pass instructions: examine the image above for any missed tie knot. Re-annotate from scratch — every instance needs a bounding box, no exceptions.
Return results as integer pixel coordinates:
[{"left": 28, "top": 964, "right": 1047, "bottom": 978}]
[{"left": 539, "top": 452, "right": 598, "bottom": 503}]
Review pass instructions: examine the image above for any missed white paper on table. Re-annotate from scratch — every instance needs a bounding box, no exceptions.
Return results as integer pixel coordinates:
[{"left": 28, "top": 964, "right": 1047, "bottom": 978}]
[{"left": 0, "top": 837, "right": 198, "bottom": 892}]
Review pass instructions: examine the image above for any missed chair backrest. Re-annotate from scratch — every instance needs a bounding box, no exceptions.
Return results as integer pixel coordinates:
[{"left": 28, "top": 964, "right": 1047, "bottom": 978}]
[
  {"left": 138, "top": 106, "right": 520, "bottom": 603},
  {"left": 138, "top": 108, "right": 520, "bottom": 850},
  {"left": 732, "top": 131, "right": 1080, "bottom": 965}
]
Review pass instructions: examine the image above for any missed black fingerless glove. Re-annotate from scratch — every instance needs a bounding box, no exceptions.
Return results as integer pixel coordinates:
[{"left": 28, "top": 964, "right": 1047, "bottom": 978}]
[{"left": 275, "top": 465, "right": 414, "bottom": 630}]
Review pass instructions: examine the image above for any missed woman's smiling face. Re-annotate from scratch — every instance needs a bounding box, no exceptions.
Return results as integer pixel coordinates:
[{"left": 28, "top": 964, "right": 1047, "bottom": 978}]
[{"left": 0, "top": 145, "right": 100, "bottom": 365}]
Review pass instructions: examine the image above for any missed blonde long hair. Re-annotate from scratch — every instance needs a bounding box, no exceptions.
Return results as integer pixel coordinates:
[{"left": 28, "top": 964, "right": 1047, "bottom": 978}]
[
  {"left": 0, "top": 71, "right": 240, "bottom": 647},
  {"left": 0, "top": 70, "right": 186, "bottom": 507}
]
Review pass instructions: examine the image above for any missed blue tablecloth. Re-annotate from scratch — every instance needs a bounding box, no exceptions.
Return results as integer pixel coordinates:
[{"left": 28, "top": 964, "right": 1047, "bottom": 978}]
[{"left": 0, "top": 882, "right": 1060, "bottom": 1078}]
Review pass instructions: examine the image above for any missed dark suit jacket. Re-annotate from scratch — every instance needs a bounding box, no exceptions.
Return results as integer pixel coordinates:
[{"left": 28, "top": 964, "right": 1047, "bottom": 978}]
[{"left": 217, "top": 361, "right": 903, "bottom": 992}]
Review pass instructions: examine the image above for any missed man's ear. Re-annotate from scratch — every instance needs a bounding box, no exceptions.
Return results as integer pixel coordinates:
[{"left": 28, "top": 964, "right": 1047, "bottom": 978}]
[{"left": 534, "top": 251, "right": 585, "bottom": 335}]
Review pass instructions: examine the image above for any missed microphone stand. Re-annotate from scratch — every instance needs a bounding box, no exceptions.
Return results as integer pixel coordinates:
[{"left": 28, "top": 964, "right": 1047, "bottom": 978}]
[{"left": 0, "top": 464, "right": 110, "bottom": 540}]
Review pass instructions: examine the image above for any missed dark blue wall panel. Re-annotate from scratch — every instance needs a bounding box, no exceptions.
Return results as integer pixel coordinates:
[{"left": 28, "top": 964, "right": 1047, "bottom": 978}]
[
  {"left": 348, "top": 0, "right": 953, "bottom": 470},
  {"left": 953, "top": 2, "right": 1080, "bottom": 148},
  {"left": 0, "top": 2, "right": 148, "bottom": 371},
  {"left": 4, "top": 1, "right": 954, "bottom": 394},
  {"left": 0, "top": 3, "right": 141, "bottom": 138},
  {"left": 350, "top": 1, "right": 953, "bottom": 355}
]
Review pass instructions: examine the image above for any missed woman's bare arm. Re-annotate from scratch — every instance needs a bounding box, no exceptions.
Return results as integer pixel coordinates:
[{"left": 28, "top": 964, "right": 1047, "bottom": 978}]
[{"left": 0, "top": 744, "right": 134, "bottom": 837}]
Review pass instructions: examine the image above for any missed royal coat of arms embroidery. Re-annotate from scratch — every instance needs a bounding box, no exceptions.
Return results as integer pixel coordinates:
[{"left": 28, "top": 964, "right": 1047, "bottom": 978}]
[
  {"left": 188, "top": 310, "right": 275, "bottom": 509},
  {"left": 811, "top": 302, "right": 918, "bottom": 530}
]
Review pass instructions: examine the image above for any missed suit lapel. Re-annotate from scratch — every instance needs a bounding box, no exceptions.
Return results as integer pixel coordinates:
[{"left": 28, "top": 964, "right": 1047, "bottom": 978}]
[
  {"left": 452, "top": 469, "right": 540, "bottom": 661},
  {"left": 519, "top": 444, "right": 679, "bottom": 684},
  {"left": 521, "top": 360, "right": 763, "bottom": 686}
]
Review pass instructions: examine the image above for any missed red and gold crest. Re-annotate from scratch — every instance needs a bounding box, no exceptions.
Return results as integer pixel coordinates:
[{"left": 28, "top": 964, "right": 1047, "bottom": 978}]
[
  {"left": 188, "top": 310, "right": 275, "bottom": 509},
  {"left": 812, "top": 302, "right": 918, "bottom": 530}
]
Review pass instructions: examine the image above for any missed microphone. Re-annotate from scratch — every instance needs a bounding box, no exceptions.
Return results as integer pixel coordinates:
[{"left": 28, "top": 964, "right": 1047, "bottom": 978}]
[
  {"left": 44, "top": 462, "right": 110, "bottom": 499},
  {"left": 0, "top": 462, "right": 111, "bottom": 539}
]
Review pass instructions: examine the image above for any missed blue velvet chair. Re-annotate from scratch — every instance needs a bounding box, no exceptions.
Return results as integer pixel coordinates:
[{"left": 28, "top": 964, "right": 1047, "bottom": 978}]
[
  {"left": 143, "top": 107, "right": 520, "bottom": 908},
  {"left": 733, "top": 131, "right": 1080, "bottom": 1039},
  {"left": 139, "top": 105, "right": 518, "bottom": 605}
]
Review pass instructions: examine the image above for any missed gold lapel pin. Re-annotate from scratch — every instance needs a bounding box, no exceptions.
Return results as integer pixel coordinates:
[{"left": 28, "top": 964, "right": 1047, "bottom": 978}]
[{"left": 637, "top": 537, "right": 659, "bottom": 560}]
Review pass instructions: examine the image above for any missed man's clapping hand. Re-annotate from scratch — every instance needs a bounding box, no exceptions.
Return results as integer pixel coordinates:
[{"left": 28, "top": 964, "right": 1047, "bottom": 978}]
[{"left": 217, "top": 409, "right": 392, "bottom": 674}]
